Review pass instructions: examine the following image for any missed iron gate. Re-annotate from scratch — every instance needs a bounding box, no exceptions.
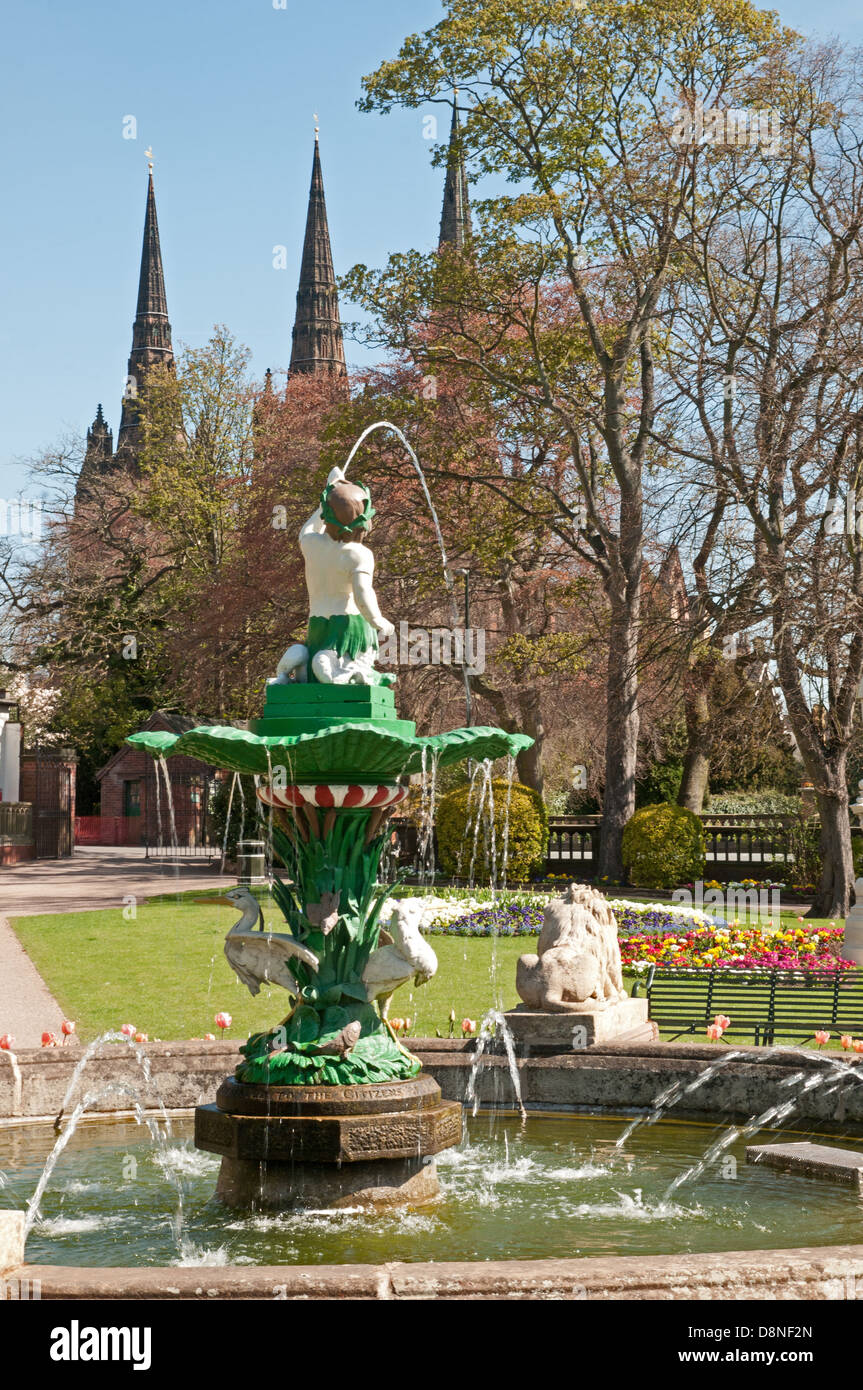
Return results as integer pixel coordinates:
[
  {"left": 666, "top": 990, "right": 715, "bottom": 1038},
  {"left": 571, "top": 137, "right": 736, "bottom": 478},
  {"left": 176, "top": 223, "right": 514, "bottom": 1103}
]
[{"left": 32, "top": 749, "right": 73, "bottom": 858}]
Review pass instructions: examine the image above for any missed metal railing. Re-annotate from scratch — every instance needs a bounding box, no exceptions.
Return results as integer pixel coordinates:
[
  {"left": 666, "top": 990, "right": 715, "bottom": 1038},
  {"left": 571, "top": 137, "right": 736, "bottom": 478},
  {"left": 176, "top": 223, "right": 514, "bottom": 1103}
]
[
  {"left": 0, "top": 802, "right": 32, "bottom": 841},
  {"left": 145, "top": 839, "right": 220, "bottom": 861},
  {"left": 390, "top": 811, "right": 845, "bottom": 883}
]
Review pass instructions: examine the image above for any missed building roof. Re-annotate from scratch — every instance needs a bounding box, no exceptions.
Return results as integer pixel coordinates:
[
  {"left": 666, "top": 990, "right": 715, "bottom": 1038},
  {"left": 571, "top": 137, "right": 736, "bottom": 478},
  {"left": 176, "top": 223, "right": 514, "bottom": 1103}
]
[{"left": 95, "top": 710, "right": 217, "bottom": 781}]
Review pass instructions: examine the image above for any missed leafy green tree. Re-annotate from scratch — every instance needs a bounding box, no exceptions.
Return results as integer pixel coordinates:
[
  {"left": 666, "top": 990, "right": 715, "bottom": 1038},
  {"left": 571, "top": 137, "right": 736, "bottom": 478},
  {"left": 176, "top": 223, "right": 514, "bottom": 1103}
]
[{"left": 345, "top": 0, "right": 788, "bottom": 875}]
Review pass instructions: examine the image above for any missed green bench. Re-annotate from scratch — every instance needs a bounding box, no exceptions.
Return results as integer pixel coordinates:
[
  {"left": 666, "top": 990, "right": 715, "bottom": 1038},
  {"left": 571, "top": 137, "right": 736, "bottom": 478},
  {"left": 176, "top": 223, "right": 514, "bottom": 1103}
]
[{"left": 632, "top": 965, "right": 863, "bottom": 1045}]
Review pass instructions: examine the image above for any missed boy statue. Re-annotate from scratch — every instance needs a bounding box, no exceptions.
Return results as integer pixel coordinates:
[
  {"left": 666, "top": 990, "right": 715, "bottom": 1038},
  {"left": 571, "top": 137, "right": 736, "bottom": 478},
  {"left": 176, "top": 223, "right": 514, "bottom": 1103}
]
[{"left": 273, "top": 465, "right": 396, "bottom": 686}]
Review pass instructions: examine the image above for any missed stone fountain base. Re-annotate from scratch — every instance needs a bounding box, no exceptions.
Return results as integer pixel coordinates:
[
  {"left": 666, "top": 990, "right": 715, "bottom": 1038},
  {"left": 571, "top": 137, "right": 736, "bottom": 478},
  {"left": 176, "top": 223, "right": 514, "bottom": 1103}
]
[
  {"left": 194, "top": 1073, "right": 462, "bottom": 1211},
  {"left": 504, "top": 997, "right": 652, "bottom": 1050}
]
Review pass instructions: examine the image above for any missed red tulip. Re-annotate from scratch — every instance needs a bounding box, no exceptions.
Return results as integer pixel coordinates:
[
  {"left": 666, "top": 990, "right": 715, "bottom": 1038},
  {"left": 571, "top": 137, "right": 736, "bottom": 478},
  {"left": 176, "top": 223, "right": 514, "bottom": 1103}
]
[
  {"left": 214, "top": 1012, "right": 232, "bottom": 1031},
  {"left": 120, "top": 1023, "right": 136, "bottom": 1038},
  {"left": 41, "top": 1031, "right": 58, "bottom": 1047},
  {"left": 0, "top": 1034, "right": 14, "bottom": 1050},
  {"left": 203, "top": 1032, "right": 216, "bottom": 1041}
]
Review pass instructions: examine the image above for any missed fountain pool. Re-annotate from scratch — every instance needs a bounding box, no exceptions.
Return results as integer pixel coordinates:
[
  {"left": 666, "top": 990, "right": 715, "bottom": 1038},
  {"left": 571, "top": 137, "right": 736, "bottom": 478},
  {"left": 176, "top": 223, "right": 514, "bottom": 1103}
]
[{"left": 5, "top": 1111, "right": 863, "bottom": 1269}]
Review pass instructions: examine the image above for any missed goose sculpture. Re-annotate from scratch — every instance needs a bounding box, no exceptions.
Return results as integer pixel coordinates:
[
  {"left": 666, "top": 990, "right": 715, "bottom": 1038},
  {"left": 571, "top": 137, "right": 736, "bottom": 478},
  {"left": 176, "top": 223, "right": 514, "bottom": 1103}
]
[
  {"left": 202, "top": 887, "right": 320, "bottom": 998},
  {"left": 362, "top": 897, "right": 438, "bottom": 1019}
]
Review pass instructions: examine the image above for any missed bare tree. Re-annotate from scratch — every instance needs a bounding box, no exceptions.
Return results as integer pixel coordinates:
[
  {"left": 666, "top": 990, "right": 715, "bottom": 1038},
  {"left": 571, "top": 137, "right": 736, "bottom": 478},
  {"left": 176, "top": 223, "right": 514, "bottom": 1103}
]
[{"left": 661, "top": 41, "right": 863, "bottom": 914}]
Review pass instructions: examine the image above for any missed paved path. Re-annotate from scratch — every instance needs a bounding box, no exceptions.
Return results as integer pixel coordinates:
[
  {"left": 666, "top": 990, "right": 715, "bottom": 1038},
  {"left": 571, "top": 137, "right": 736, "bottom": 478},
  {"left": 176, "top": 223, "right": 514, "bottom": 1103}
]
[{"left": 0, "top": 848, "right": 235, "bottom": 1047}]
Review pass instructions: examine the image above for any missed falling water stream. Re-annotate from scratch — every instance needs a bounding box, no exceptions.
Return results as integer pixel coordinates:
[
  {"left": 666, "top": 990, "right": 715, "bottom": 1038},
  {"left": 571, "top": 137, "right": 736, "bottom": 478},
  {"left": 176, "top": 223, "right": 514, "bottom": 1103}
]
[
  {"left": 156, "top": 755, "right": 179, "bottom": 853},
  {"left": 220, "top": 771, "right": 239, "bottom": 872},
  {"left": 343, "top": 420, "right": 473, "bottom": 725},
  {"left": 22, "top": 1033, "right": 191, "bottom": 1257}
]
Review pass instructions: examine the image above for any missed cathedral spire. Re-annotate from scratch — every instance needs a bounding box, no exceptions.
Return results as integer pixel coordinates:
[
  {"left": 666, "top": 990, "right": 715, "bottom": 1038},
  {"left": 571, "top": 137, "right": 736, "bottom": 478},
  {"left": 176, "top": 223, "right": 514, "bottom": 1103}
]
[
  {"left": 116, "top": 167, "right": 174, "bottom": 456},
  {"left": 75, "top": 404, "right": 114, "bottom": 505},
  {"left": 439, "top": 93, "right": 472, "bottom": 250},
  {"left": 87, "top": 403, "right": 113, "bottom": 458},
  {"left": 289, "top": 133, "right": 347, "bottom": 379}
]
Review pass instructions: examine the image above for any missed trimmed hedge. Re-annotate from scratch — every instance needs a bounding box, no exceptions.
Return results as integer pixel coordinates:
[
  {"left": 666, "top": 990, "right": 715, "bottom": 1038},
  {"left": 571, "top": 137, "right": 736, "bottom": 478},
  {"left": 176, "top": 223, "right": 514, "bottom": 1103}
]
[
  {"left": 622, "top": 802, "right": 705, "bottom": 890},
  {"left": 435, "top": 780, "right": 548, "bottom": 883}
]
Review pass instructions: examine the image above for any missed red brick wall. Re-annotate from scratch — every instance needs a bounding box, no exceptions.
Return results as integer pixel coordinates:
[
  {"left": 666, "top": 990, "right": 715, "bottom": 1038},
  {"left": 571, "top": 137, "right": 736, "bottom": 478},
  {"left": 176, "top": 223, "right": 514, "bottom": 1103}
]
[
  {"left": 0, "top": 842, "right": 35, "bottom": 865},
  {"left": 99, "top": 744, "right": 223, "bottom": 846}
]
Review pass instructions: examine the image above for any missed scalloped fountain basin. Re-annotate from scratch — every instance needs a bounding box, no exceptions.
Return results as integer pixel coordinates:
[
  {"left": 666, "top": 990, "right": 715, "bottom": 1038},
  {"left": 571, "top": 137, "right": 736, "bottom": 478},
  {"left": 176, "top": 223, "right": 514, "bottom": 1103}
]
[{"left": 5, "top": 1112, "right": 862, "bottom": 1268}]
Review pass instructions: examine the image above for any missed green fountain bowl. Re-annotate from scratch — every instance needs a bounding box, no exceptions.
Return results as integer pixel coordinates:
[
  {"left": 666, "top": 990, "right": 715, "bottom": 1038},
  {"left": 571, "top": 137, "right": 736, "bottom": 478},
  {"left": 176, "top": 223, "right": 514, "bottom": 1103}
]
[{"left": 126, "top": 721, "right": 533, "bottom": 783}]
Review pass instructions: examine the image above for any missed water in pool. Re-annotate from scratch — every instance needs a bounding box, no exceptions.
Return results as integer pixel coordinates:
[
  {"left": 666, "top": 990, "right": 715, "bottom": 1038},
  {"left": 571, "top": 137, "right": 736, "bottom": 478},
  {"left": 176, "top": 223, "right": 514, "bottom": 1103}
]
[{"left": 2, "top": 1112, "right": 862, "bottom": 1268}]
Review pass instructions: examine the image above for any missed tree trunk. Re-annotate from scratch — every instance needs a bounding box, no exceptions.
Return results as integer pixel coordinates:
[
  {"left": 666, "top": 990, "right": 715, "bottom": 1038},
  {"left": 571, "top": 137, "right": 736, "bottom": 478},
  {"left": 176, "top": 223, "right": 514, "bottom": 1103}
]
[
  {"left": 514, "top": 688, "right": 545, "bottom": 794},
  {"left": 459, "top": 670, "right": 545, "bottom": 794},
  {"left": 771, "top": 597, "right": 857, "bottom": 920},
  {"left": 808, "top": 757, "right": 854, "bottom": 919},
  {"left": 598, "top": 598, "right": 640, "bottom": 880},
  {"left": 678, "top": 677, "right": 711, "bottom": 813}
]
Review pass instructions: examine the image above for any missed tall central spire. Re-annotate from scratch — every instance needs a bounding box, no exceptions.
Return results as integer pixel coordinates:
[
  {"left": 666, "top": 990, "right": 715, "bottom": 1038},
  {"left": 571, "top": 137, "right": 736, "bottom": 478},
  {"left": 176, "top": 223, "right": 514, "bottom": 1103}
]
[
  {"left": 116, "top": 166, "right": 174, "bottom": 456},
  {"left": 289, "top": 133, "right": 347, "bottom": 379},
  {"left": 439, "top": 94, "right": 472, "bottom": 250}
]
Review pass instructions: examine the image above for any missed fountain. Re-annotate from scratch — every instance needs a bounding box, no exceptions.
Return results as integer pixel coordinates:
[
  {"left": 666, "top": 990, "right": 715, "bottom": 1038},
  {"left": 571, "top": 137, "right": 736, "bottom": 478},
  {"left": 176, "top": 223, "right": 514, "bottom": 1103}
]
[
  {"left": 7, "top": 444, "right": 863, "bottom": 1298},
  {"left": 126, "top": 458, "right": 532, "bottom": 1210}
]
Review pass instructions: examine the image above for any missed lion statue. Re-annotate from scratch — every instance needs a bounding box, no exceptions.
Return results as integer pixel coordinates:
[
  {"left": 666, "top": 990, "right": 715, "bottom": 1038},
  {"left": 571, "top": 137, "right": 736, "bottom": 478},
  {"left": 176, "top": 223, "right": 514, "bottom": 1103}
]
[{"left": 515, "top": 883, "right": 627, "bottom": 1013}]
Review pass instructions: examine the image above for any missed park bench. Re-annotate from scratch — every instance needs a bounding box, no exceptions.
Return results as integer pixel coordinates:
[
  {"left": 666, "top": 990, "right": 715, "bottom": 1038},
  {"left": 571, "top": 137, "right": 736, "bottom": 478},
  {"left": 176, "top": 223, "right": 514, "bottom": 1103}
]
[{"left": 632, "top": 965, "right": 863, "bottom": 1045}]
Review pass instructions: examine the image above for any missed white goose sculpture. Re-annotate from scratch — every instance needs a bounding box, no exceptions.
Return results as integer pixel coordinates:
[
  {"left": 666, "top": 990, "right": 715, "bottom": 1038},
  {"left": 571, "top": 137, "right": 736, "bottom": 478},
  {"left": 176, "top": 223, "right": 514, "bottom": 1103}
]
[
  {"left": 362, "top": 898, "right": 438, "bottom": 1019},
  {"left": 203, "top": 887, "right": 320, "bottom": 998}
]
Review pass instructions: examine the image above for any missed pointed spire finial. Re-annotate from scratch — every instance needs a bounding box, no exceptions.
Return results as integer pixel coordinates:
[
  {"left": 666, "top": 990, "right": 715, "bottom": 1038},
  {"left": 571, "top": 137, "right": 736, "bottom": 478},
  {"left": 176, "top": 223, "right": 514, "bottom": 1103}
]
[
  {"left": 439, "top": 93, "right": 472, "bottom": 250},
  {"left": 77, "top": 402, "right": 115, "bottom": 502},
  {"left": 116, "top": 165, "right": 174, "bottom": 456},
  {"left": 314, "top": 112, "right": 319, "bottom": 141},
  {"left": 145, "top": 146, "right": 154, "bottom": 172},
  {"left": 289, "top": 134, "right": 347, "bottom": 381}
]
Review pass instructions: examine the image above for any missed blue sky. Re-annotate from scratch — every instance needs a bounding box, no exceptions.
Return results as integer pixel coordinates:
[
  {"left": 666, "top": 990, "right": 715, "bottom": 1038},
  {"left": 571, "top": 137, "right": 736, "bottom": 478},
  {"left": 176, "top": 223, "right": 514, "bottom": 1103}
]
[{"left": 1, "top": 0, "right": 860, "bottom": 500}]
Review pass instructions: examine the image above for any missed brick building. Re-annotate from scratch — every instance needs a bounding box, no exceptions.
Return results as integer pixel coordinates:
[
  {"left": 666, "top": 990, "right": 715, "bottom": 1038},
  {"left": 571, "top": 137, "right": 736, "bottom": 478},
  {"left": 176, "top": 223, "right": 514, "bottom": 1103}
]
[{"left": 91, "top": 712, "right": 223, "bottom": 848}]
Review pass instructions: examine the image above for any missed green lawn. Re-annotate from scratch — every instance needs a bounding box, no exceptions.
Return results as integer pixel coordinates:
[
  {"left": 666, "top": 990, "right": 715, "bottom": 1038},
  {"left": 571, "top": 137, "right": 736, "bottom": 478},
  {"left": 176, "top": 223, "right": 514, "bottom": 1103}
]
[
  {"left": 10, "top": 901, "right": 522, "bottom": 1043},
  {"left": 7, "top": 891, "right": 850, "bottom": 1048}
]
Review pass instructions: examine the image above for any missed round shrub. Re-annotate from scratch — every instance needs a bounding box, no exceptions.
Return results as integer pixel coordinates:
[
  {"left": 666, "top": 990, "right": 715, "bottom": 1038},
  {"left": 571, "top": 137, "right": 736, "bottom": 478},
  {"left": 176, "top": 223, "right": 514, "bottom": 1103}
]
[
  {"left": 435, "top": 780, "right": 548, "bottom": 883},
  {"left": 622, "top": 802, "right": 705, "bottom": 890}
]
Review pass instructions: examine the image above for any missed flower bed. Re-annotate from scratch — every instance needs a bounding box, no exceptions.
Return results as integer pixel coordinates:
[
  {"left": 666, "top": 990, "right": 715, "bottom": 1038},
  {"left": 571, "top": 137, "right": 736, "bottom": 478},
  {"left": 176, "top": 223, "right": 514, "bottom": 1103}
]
[
  {"left": 620, "top": 923, "right": 851, "bottom": 976},
  {"left": 608, "top": 898, "right": 728, "bottom": 933},
  {"left": 426, "top": 902, "right": 546, "bottom": 936},
  {"left": 385, "top": 892, "right": 852, "bottom": 977},
  {"left": 393, "top": 893, "right": 722, "bottom": 939}
]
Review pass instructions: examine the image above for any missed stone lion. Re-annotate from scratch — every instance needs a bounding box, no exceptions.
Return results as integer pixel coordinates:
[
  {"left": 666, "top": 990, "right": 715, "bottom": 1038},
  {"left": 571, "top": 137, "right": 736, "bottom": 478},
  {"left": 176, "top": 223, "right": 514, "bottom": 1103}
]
[{"left": 515, "top": 883, "right": 627, "bottom": 1013}]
